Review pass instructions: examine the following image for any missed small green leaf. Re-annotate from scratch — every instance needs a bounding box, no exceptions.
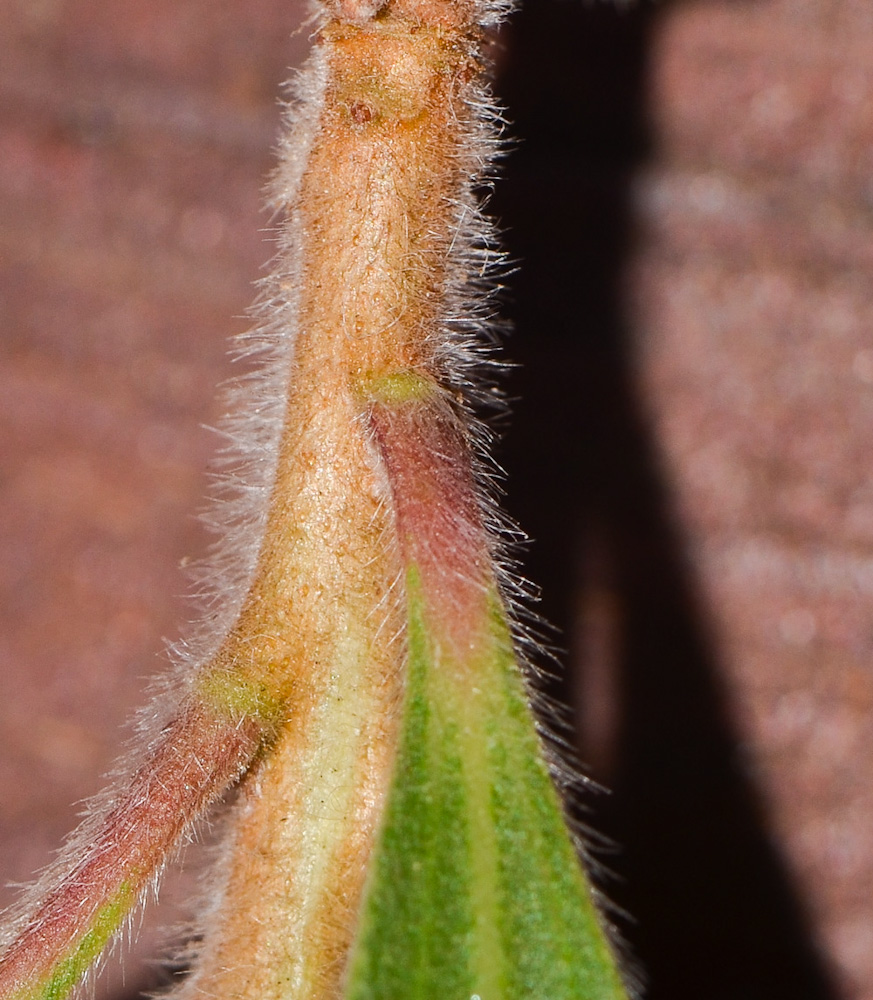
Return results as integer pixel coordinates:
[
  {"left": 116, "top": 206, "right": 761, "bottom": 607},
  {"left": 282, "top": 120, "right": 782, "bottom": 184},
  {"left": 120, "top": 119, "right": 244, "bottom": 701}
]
[{"left": 344, "top": 568, "right": 627, "bottom": 1000}]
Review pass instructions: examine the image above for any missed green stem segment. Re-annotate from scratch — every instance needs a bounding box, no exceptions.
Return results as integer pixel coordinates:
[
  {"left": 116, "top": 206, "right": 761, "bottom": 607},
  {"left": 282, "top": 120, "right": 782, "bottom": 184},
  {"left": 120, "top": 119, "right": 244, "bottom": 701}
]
[{"left": 345, "top": 388, "right": 628, "bottom": 999}]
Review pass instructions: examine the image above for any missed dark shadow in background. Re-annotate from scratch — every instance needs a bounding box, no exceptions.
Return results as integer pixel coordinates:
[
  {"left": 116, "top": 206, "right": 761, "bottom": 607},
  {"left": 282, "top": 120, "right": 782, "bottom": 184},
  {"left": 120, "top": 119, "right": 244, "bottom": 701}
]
[{"left": 492, "top": 3, "right": 839, "bottom": 999}]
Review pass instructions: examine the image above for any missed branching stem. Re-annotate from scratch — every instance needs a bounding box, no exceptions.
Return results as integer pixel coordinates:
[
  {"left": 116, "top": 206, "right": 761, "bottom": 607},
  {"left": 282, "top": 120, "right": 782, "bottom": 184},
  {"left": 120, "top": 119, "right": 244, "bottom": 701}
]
[{"left": 0, "top": 2, "right": 630, "bottom": 999}]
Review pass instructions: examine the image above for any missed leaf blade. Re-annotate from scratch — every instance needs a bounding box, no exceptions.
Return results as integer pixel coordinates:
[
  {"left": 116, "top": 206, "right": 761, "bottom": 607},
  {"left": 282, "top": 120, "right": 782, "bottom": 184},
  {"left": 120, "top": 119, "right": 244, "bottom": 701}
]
[{"left": 344, "top": 568, "right": 628, "bottom": 1000}]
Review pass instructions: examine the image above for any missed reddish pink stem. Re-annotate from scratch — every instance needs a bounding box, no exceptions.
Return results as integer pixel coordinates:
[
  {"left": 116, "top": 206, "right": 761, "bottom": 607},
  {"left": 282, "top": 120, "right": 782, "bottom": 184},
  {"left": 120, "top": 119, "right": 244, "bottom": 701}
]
[
  {"left": 368, "top": 392, "right": 492, "bottom": 658},
  {"left": 0, "top": 703, "right": 261, "bottom": 999}
]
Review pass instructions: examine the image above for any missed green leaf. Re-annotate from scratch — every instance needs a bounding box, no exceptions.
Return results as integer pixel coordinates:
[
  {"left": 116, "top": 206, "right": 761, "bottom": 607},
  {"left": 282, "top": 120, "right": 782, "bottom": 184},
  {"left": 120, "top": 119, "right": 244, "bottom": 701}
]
[{"left": 344, "top": 568, "right": 628, "bottom": 1000}]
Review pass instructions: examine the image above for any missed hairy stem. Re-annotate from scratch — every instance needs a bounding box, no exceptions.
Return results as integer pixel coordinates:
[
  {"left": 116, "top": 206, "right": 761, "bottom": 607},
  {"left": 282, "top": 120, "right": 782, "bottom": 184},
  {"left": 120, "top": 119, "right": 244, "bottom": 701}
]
[{"left": 0, "top": 705, "right": 263, "bottom": 1000}]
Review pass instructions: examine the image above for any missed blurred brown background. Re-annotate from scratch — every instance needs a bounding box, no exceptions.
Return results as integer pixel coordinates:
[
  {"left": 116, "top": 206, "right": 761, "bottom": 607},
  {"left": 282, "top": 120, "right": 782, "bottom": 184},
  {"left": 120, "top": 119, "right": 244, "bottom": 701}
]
[{"left": 1, "top": 1, "right": 871, "bottom": 998}]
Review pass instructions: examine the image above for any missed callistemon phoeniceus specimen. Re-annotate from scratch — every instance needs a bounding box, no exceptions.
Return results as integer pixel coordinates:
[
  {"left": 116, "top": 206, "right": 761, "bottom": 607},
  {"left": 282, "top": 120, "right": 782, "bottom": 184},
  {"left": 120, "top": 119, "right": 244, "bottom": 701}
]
[{"left": 0, "top": 2, "right": 629, "bottom": 998}]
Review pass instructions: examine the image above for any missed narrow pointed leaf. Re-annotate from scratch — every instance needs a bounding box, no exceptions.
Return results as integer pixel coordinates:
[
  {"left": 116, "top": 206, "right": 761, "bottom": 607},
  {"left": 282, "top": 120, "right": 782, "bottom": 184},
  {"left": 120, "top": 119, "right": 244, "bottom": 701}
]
[{"left": 344, "top": 390, "right": 628, "bottom": 1000}]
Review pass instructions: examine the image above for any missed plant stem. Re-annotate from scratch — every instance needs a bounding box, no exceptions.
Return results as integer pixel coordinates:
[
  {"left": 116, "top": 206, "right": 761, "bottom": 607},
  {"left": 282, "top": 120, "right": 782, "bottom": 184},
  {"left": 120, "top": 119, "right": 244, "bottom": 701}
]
[
  {"left": 177, "top": 4, "right": 497, "bottom": 995},
  {"left": 0, "top": 706, "right": 262, "bottom": 1000}
]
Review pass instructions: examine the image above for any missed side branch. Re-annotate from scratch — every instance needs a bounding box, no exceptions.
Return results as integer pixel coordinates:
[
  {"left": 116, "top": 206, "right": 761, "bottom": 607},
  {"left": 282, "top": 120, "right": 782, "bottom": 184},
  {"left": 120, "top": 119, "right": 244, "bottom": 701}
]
[{"left": 0, "top": 703, "right": 265, "bottom": 1000}]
